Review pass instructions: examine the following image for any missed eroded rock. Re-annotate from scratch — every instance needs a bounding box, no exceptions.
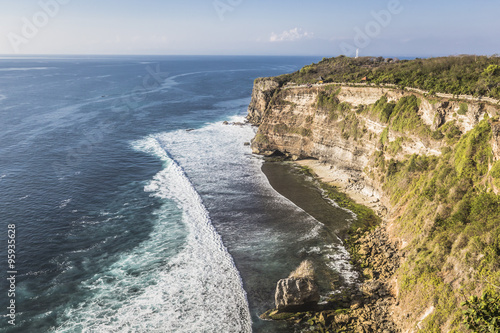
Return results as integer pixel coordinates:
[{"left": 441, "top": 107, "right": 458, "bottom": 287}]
[{"left": 275, "top": 277, "right": 320, "bottom": 310}]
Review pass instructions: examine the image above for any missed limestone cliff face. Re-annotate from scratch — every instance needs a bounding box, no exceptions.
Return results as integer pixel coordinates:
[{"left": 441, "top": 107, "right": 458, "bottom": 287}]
[
  {"left": 248, "top": 80, "right": 500, "bottom": 331},
  {"left": 250, "top": 85, "right": 381, "bottom": 198},
  {"left": 248, "top": 81, "right": 497, "bottom": 199},
  {"left": 491, "top": 121, "right": 500, "bottom": 161},
  {"left": 249, "top": 79, "right": 500, "bottom": 332},
  {"left": 246, "top": 79, "right": 279, "bottom": 124}
]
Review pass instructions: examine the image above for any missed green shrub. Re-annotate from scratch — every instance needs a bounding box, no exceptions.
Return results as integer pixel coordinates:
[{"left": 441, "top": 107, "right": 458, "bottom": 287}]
[
  {"left": 454, "top": 119, "right": 492, "bottom": 180},
  {"left": 462, "top": 291, "right": 500, "bottom": 332},
  {"left": 317, "top": 90, "right": 340, "bottom": 120},
  {"left": 390, "top": 96, "right": 431, "bottom": 137},
  {"left": 432, "top": 130, "right": 445, "bottom": 140},
  {"left": 484, "top": 64, "right": 500, "bottom": 76},
  {"left": 386, "top": 159, "right": 399, "bottom": 177},
  {"left": 458, "top": 103, "right": 469, "bottom": 115},
  {"left": 372, "top": 95, "right": 396, "bottom": 122},
  {"left": 387, "top": 137, "right": 404, "bottom": 155},
  {"left": 491, "top": 160, "right": 500, "bottom": 179},
  {"left": 380, "top": 127, "right": 389, "bottom": 145},
  {"left": 443, "top": 123, "right": 462, "bottom": 144}
]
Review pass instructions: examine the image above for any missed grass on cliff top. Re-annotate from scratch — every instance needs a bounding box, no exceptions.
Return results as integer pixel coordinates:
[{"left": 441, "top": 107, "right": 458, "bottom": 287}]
[{"left": 266, "top": 55, "right": 500, "bottom": 100}]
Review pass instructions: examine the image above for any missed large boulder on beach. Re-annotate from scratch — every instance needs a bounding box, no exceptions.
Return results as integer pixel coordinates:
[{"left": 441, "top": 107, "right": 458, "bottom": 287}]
[
  {"left": 275, "top": 260, "right": 320, "bottom": 310},
  {"left": 275, "top": 277, "right": 320, "bottom": 310}
]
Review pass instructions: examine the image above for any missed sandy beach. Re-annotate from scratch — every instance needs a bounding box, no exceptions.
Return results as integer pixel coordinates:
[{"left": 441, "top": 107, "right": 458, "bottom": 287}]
[{"left": 295, "top": 159, "right": 387, "bottom": 217}]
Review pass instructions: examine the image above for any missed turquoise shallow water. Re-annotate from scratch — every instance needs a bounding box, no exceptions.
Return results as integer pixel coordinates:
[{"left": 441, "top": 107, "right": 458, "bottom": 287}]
[{"left": 0, "top": 55, "right": 356, "bottom": 332}]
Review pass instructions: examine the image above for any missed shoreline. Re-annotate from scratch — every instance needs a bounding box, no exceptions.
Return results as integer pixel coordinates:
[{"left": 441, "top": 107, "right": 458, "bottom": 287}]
[
  {"left": 260, "top": 158, "right": 400, "bottom": 332},
  {"left": 295, "top": 159, "right": 388, "bottom": 219}
]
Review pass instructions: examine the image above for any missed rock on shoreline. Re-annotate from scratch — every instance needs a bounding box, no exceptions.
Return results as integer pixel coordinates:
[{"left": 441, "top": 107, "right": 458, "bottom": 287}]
[{"left": 275, "top": 277, "right": 320, "bottom": 311}]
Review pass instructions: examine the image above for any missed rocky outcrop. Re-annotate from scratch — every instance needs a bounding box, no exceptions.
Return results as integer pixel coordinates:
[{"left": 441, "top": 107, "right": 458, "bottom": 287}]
[
  {"left": 261, "top": 225, "right": 402, "bottom": 332},
  {"left": 491, "top": 120, "right": 500, "bottom": 161},
  {"left": 275, "top": 277, "right": 320, "bottom": 310},
  {"left": 336, "top": 86, "right": 405, "bottom": 106},
  {"left": 274, "top": 260, "right": 320, "bottom": 311},
  {"left": 353, "top": 226, "right": 401, "bottom": 281},
  {"left": 246, "top": 79, "right": 279, "bottom": 124},
  {"left": 341, "top": 225, "right": 401, "bottom": 332}
]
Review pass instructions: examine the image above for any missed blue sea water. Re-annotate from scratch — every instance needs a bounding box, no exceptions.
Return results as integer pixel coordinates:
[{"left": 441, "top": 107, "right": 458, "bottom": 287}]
[{"left": 0, "top": 55, "right": 355, "bottom": 332}]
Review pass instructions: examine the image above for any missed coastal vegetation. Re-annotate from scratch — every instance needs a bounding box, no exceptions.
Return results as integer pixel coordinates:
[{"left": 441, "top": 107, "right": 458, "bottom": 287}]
[
  {"left": 262, "top": 55, "right": 500, "bottom": 100},
  {"left": 374, "top": 116, "right": 500, "bottom": 331},
  {"left": 343, "top": 99, "right": 500, "bottom": 331}
]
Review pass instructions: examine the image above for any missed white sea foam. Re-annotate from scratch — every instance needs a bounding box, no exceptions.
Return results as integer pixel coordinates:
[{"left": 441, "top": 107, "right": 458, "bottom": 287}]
[
  {"left": 159, "top": 115, "right": 359, "bottom": 287},
  {"left": 53, "top": 112, "right": 357, "bottom": 331},
  {"left": 324, "top": 242, "right": 359, "bottom": 285},
  {"left": 0, "top": 67, "right": 52, "bottom": 71},
  {"left": 54, "top": 134, "right": 252, "bottom": 333},
  {"left": 58, "top": 198, "right": 71, "bottom": 209}
]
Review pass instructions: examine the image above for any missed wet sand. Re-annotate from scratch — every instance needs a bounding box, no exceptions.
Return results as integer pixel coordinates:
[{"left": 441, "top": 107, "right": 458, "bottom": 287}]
[
  {"left": 295, "top": 159, "right": 383, "bottom": 213},
  {"left": 261, "top": 162, "right": 353, "bottom": 234}
]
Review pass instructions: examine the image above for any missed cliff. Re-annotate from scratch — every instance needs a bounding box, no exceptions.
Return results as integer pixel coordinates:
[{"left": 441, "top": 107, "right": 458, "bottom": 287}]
[
  {"left": 251, "top": 81, "right": 498, "bottom": 199},
  {"left": 248, "top": 78, "right": 500, "bottom": 332}
]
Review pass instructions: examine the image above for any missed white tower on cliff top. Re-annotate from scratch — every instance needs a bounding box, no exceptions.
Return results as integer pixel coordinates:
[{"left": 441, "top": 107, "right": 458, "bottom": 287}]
[{"left": 355, "top": 48, "right": 359, "bottom": 58}]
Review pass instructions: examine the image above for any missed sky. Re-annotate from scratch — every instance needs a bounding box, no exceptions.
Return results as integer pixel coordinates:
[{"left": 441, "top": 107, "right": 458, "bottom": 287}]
[{"left": 0, "top": 0, "right": 499, "bottom": 57}]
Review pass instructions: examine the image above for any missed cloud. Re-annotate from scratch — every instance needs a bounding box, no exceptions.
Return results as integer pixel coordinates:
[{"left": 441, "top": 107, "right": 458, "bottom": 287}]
[{"left": 270, "top": 28, "right": 313, "bottom": 42}]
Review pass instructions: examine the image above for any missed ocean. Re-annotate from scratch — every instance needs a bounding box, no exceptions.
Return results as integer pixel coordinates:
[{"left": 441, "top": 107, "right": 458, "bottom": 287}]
[{"left": 0, "top": 55, "right": 356, "bottom": 332}]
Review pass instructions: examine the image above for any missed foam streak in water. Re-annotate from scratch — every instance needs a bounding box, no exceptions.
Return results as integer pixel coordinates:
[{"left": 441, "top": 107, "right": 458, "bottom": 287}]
[{"left": 54, "top": 136, "right": 251, "bottom": 332}]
